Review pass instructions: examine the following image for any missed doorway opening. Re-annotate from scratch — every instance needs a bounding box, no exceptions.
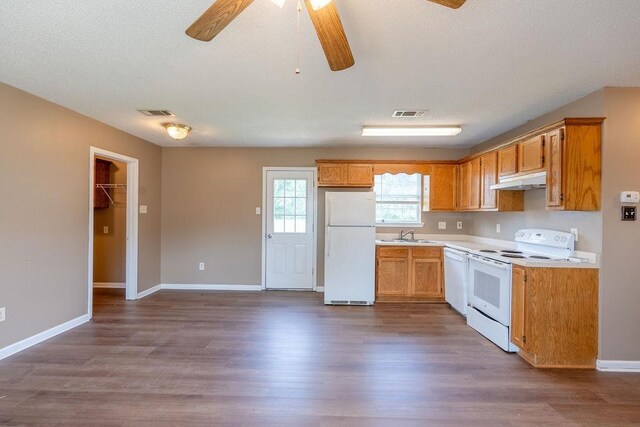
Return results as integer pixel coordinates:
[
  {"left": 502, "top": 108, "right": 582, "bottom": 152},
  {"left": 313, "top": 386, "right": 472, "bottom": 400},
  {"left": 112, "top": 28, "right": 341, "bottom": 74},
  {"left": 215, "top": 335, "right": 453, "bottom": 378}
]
[
  {"left": 262, "top": 167, "right": 317, "bottom": 291},
  {"left": 88, "top": 147, "right": 139, "bottom": 318}
]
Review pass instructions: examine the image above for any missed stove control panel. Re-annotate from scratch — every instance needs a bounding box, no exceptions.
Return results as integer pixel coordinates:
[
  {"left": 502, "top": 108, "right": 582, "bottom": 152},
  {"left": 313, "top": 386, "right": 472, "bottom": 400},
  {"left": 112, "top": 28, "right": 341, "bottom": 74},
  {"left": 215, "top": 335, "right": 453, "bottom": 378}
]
[{"left": 515, "top": 229, "right": 575, "bottom": 250}]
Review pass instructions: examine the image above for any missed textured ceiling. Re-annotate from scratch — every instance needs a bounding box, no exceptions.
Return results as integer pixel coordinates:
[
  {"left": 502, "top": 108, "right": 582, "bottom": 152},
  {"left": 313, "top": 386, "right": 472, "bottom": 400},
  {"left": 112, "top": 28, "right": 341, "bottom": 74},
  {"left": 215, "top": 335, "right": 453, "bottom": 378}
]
[{"left": 1, "top": 0, "right": 640, "bottom": 147}]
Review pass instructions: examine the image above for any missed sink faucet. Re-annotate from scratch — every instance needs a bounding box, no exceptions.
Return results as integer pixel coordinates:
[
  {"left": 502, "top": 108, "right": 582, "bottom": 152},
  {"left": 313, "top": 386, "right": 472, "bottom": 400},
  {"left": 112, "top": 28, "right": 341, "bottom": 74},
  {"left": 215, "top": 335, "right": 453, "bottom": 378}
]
[{"left": 399, "top": 230, "right": 415, "bottom": 241}]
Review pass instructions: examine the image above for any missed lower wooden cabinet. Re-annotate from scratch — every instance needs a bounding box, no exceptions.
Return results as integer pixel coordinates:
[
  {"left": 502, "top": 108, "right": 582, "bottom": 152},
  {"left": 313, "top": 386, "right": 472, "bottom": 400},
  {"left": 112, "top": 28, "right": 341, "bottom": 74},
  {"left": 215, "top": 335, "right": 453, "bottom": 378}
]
[
  {"left": 510, "top": 266, "right": 598, "bottom": 368},
  {"left": 376, "top": 246, "right": 444, "bottom": 302}
]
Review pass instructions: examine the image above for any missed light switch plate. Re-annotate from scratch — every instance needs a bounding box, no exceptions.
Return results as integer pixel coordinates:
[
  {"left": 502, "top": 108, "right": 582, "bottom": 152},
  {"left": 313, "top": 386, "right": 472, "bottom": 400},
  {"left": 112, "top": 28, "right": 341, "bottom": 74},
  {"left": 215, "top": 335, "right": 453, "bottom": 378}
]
[
  {"left": 139, "top": 205, "right": 148, "bottom": 214},
  {"left": 438, "top": 222, "right": 446, "bottom": 230},
  {"left": 496, "top": 224, "right": 501, "bottom": 233},
  {"left": 256, "top": 207, "right": 261, "bottom": 215},
  {"left": 103, "top": 226, "right": 109, "bottom": 234},
  {"left": 199, "top": 262, "right": 205, "bottom": 271},
  {"left": 0, "top": 307, "right": 5, "bottom": 322},
  {"left": 457, "top": 221, "right": 463, "bottom": 230}
]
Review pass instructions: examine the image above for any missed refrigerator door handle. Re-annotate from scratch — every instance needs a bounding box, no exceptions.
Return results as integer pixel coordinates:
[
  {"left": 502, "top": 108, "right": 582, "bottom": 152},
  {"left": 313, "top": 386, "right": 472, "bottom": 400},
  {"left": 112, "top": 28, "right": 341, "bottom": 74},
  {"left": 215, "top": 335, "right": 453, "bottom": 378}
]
[
  {"left": 327, "top": 199, "right": 332, "bottom": 226},
  {"left": 327, "top": 227, "right": 331, "bottom": 258}
]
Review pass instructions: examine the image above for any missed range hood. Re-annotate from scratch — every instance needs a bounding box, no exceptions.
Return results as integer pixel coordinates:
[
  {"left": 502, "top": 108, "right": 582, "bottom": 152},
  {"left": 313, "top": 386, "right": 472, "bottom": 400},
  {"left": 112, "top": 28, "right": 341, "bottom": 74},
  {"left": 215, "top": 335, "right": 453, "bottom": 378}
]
[{"left": 490, "top": 171, "right": 547, "bottom": 191}]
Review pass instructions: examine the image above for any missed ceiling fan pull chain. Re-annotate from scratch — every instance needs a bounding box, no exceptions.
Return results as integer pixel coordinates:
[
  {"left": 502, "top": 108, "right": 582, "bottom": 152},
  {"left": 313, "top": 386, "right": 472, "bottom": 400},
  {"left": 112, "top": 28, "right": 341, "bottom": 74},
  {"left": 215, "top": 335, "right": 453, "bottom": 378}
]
[{"left": 295, "top": 0, "right": 302, "bottom": 74}]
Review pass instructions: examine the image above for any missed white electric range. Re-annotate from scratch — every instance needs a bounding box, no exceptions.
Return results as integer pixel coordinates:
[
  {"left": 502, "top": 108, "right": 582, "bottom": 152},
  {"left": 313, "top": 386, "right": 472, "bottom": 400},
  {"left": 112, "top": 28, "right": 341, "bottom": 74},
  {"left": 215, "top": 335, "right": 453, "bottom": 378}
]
[{"left": 466, "top": 229, "right": 576, "bottom": 352}]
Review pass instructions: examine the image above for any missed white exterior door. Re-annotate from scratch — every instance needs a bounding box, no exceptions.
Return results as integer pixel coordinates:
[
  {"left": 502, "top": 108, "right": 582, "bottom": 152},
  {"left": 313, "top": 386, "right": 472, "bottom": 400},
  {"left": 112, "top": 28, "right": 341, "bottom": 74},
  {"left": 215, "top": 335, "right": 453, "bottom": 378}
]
[{"left": 265, "top": 170, "right": 315, "bottom": 290}]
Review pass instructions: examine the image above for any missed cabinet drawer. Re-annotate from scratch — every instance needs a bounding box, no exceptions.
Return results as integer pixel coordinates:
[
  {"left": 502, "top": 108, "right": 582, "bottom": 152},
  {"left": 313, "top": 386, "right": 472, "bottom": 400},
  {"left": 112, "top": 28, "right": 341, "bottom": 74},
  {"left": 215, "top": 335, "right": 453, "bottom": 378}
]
[
  {"left": 377, "top": 247, "right": 410, "bottom": 258},
  {"left": 411, "top": 247, "right": 442, "bottom": 258}
]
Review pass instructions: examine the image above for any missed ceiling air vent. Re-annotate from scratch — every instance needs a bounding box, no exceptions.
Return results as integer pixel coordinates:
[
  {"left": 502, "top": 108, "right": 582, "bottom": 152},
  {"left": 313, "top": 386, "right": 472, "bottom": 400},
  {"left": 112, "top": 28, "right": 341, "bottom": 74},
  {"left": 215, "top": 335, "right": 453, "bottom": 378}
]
[
  {"left": 137, "top": 109, "right": 175, "bottom": 117},
  {"left": 392, "top": 110, "right": 427, "bottom": 118}
]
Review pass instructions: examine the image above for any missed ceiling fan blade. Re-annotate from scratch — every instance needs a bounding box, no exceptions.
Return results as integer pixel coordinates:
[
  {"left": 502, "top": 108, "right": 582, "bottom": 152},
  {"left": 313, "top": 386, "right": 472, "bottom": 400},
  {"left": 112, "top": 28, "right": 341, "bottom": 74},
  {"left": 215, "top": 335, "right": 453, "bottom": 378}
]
[
  {"left": 186, "top": 0, "right": 255, "bottom": 41},
  {"left": 427, "top": 0, "right": 466, "bottom": 9},
  {"left": 304, "top": 0, "right": 354, "bottom": 71}
]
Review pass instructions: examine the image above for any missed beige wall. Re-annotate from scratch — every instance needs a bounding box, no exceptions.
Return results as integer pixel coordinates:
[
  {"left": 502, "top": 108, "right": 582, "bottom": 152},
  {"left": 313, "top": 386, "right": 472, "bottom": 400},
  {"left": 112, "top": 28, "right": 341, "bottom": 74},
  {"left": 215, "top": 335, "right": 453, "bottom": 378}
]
[
  {"left": 599, "top": 87, "right": 640, "bottom": 361},
  {"left": 0, "top": 82, "right": 162, "bottom": 350},
  {"left": 161, "top": 147, "right": 469, "bottom": 286},
  {"left": 93, "top": 159, "right": 127, "bottom": 284},
  {"left": 468, "top": 89, "right": 605, "bottom": 252}
]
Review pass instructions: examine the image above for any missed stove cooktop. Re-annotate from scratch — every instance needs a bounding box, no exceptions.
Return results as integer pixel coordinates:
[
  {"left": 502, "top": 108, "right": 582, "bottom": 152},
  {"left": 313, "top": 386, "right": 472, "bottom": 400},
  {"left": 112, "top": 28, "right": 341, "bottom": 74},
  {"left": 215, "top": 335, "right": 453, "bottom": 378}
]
[{"left": 476, "top": 248, "right": 562, "bottom": 262}]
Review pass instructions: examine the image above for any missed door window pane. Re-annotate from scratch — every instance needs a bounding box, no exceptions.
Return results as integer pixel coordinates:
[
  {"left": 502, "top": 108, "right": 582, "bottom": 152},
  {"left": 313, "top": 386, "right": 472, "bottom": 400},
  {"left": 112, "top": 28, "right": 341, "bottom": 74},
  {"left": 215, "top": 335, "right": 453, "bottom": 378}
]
[{"left": 273, "top": 179, "right": 307, "bottom": 233}]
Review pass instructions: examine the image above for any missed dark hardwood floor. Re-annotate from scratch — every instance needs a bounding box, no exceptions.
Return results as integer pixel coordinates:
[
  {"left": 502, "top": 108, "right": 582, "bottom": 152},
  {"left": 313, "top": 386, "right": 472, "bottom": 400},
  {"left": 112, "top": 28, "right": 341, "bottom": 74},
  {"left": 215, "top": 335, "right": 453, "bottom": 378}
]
[{"left": 1, "top": 289, "right": 639, "bottom": 426}]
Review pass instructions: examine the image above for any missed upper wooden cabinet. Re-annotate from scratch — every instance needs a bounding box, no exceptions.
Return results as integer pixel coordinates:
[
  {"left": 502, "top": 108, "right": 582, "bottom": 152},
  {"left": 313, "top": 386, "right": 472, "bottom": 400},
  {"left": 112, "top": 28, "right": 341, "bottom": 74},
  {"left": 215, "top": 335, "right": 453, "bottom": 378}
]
[
  {"left": 459, "top": 158, "right": 481, "bottom": 211},
  {"left": 429, "top": 164, "right": 458, "bottom": 211},
  {"left": 317, "top": 161, "right": 373, "bottom": 187},
  {"left": 545, "top": 120, "right": 602, "bottom": 211},
  {"left": 480, "top": 152, "right": 524, "bottom": 212},
  {"left": 498, "top": 145, "right": 518, "bottom": 177},
  {"left": 517, "top": 135, "right": 545, "bottom": 174}
]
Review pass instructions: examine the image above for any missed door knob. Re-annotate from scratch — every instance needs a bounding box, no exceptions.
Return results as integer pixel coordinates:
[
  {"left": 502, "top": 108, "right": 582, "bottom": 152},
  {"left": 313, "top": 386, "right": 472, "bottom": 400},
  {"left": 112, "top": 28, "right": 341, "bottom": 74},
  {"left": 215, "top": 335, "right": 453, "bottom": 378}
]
[{"left": 267, "top": 234, "right": 273, "bottom": 239}]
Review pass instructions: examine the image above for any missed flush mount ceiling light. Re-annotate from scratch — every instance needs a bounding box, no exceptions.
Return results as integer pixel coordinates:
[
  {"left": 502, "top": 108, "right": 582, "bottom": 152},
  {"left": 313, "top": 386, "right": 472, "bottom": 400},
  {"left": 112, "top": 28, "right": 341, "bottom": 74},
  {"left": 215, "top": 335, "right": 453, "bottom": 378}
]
[
  {"left": 162, "top": 123, "right": 192, "bottom": 140},
  {"left": 361, "top": 126, "right": 462, "bottom": 137}
]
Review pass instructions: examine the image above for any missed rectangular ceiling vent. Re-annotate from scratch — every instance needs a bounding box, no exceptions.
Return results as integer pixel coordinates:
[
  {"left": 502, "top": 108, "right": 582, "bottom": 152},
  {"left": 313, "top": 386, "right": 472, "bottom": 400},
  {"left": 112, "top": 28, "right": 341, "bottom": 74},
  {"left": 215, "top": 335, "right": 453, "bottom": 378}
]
[
  {"left": 393, "top": 110, "right": 427, "bottom": 118},
  {"left": 137, "top": 109, "right": 175, "bottom": 117}
]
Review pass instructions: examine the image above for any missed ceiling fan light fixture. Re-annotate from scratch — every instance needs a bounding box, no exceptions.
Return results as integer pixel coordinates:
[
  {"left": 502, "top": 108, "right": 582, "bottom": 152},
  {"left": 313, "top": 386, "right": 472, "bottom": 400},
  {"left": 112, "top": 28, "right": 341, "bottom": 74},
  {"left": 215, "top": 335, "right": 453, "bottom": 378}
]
[
  {"left": 163, "top": 123, "right": 192, "bottom": 140},
  {"left": 361, "top": 126, "right": 462, "bottom": 137},
  {"left": 309, "top": 0, "right": 332, "bottom": 10},
  {"left": 270, "top": 0, "right": 285, "bottom": 8}
]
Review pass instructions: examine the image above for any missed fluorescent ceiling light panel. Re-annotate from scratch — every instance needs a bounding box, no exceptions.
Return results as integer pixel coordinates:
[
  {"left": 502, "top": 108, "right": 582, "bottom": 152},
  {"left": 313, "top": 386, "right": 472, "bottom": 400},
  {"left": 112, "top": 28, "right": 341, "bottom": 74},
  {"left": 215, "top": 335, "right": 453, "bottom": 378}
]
[{"left": 361, "top": 126, "right": 462, "bottom": 137}]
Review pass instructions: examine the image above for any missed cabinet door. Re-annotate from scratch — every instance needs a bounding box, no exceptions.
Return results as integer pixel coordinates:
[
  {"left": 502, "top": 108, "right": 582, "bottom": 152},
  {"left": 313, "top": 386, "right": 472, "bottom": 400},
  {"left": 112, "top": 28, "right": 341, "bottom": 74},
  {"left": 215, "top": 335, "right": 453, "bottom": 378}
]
[
  {"left": 347, "top": 164, "right": 374, "bottom": 187},
  {"left": 458, "top": 161, "right": 470, "bottom": 210},
  {"left": 468, "top": 157, "right": 481, "bottom": 210},
  {"left": 411, "top": 258, "right": 443, "bottom": 298},
  {"left": 498, "top": 145, "right": 518, "bottom": 177},
  {"left": 511, "top": 267, "right": 528, "bottom": 351},
  {"left": 480, "top": 152, "right": 498, "bottom": 210},
  {"left": 517, "top": 135, "right": 545, "bottom": 173},
  {"left": 376, "top": 257, "right": 409, "bottom": 296},
  {"left": 318, "top": 163, "right": 347, "bottom": 186},
  {"left": 546, "top": 128, "right": 564, "bottom": 208},
  {"left": 430, "top": 164, "right": 458, "bottom": 211}
]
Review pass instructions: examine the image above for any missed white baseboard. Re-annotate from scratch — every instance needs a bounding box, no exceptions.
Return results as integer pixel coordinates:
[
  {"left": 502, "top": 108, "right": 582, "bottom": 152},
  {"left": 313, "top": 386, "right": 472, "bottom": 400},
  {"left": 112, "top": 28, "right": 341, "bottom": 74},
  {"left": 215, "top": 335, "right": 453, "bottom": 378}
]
[
  {"left": 0, "top": 314, "right": 90, "bottom": 361},
  {"left": 316, "top": 286, "right": 324, "bottom": 292},
  {"left": 137, "top": 284, "right": 162, "bottom": 299},
  {"left": 597, "top": 359, "right": 640, "bottom": 372},
  {"left": 161, "top": 283, "right": 262, "bottom": 291},
  {"left": 93, "top": 282, "right": 126, "bottom": 289}
]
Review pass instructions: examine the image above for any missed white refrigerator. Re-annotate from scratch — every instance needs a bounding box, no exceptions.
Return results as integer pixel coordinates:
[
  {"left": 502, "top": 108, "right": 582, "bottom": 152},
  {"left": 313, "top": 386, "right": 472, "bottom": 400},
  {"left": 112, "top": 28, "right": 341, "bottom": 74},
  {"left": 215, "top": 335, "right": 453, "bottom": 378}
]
[{"left": 324, "top": 192, "right": 376, "bottom": 305}]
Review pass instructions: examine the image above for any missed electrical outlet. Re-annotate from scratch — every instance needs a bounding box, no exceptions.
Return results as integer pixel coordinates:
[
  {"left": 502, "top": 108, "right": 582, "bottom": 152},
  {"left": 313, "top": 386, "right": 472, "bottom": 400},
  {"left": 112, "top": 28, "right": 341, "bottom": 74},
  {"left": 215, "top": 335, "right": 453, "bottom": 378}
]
[
  {"left": 139, "top": 205, "right": 148, "bottom": 214},
  {"left": 457, "top": 221, "right": 463, "bottom": 230},
  {"left": 496, "top": 224, "right": 501, "bottom": 233},
  {"left": 103, "top": 226, "right": 109, "bottom": 234},
  {"left": 438, "top": 222, "right": 446, "bottom": 230},
  {"left": 199, "top": 262, "right": 205, "bottom": 271},
  {"left": 255, "top": 207, "right": 261, "bottom": 215},
  {"left": 570, "top": 228, "right": 579, "bottom": 242},
  {"left": 0, "top": 307, "right": 5, "bottom": 322}
]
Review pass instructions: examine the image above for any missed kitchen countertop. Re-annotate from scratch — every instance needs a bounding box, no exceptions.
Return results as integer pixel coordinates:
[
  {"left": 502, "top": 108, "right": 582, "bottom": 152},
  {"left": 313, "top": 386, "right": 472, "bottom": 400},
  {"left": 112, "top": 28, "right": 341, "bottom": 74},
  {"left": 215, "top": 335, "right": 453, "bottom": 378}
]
[{"left": 375, "top": 237, "right": 600, "bottom": 269}]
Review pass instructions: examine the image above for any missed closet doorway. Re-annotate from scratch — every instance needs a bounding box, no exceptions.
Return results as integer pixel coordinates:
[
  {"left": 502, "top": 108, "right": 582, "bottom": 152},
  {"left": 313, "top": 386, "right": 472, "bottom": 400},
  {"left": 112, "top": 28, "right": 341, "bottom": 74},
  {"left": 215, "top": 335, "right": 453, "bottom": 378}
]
[{"left": 88, "top": 147, "right": 139, "bottom": 318}]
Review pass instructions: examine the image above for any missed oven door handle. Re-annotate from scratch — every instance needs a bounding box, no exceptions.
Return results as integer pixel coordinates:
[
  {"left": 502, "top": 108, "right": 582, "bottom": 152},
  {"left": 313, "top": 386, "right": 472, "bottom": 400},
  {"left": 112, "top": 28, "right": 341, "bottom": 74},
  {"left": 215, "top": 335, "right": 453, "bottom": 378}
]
[{"left": 469, "top": 255, "right": 510, "bottom": 270}]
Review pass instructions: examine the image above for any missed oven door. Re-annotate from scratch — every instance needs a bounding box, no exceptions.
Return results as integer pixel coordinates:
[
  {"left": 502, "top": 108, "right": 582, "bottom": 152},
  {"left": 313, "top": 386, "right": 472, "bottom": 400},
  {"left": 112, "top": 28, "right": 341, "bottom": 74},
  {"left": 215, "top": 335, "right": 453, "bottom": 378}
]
[{"left": 467, "top": 254, "right": 512, "bottom": 325}]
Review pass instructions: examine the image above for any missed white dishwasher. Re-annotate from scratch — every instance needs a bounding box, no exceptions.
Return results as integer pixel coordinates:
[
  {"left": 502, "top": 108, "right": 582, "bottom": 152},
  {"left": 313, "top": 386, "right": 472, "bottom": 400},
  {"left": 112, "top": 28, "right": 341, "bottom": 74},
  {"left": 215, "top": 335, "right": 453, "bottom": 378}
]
[{"left": 444, "top": 248, "right": 468, "bottom": 315}]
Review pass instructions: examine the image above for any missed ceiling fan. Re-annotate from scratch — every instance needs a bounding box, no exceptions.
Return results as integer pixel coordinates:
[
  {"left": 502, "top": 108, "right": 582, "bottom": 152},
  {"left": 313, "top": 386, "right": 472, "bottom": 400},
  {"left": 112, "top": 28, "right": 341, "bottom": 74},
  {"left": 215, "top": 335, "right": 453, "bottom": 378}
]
[{"left": 185, "top": 0, "right": 466, "bottom": 72}]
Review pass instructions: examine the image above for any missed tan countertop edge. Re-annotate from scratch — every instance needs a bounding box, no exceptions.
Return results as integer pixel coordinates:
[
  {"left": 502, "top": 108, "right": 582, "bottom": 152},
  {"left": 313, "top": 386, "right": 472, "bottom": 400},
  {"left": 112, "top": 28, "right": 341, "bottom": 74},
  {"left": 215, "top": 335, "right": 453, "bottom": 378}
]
[{"left": 375, "top": 234, "right": 600, "bottom": 269}]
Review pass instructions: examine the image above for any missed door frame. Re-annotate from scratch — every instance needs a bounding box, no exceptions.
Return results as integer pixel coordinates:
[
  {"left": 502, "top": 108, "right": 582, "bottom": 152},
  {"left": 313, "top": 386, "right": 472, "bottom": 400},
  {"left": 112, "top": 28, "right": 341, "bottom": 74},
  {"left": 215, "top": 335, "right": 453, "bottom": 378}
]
[
  {"left": 88, "top": 147, "right": 139, "bottom": 317},
  {"left": 261, "top": 167, "right": 318, "bottom": 291}
]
